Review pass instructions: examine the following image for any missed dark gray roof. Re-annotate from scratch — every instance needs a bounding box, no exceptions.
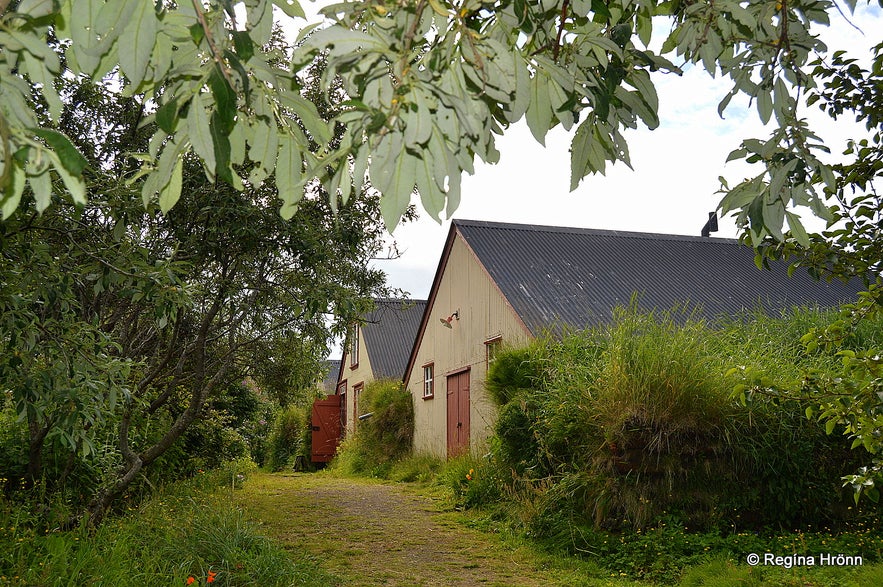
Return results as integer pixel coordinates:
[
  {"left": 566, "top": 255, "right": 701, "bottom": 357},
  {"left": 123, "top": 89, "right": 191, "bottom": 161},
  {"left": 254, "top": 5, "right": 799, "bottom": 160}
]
[
  {"left": 321, "top": 360, "right": 341, "bottom": 393},
  {"left": 362, "top": 299, "right": 427, "bottom": 379},
  {"left": 455, "top": 219, "right": 863, "bottom": 334}
]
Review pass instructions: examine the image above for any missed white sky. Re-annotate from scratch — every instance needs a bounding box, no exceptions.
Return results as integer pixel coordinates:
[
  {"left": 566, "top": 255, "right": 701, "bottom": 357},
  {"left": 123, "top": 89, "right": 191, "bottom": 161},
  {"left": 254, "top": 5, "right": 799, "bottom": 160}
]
[{"left": 285, "top": 2, "right": 882, "bottom": 354}]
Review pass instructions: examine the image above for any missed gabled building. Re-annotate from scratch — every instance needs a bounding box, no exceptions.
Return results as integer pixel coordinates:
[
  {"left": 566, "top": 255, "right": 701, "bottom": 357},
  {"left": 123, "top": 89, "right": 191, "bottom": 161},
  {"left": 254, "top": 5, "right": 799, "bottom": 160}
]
[
  {"left": 403, "top": 219, "right": 864, "bottom": 458},
  {"left": 337, "top": 298, "right": 427, "bottom": 435}
]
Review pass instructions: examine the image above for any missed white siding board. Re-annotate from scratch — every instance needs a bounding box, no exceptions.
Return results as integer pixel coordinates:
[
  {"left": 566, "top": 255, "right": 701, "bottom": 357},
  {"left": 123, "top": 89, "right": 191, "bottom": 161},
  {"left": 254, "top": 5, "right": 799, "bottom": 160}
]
[{"left": 409, "top": 235, "right": 531, "bottom": 457}]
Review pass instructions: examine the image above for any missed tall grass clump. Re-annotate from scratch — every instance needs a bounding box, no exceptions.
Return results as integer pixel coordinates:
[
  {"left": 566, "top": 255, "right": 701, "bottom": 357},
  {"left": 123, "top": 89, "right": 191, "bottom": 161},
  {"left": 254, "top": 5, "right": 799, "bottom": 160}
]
[
  {"left": 333, "top": 379, "right": 413, "bottom": 477},
  {"left": 486, "top": 305, "right": 878, "bottom": 536}
]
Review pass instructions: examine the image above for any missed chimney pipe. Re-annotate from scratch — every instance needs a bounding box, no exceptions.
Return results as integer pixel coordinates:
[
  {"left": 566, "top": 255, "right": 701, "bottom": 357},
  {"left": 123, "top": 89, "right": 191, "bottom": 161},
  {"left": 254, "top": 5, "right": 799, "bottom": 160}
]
[{"left": 701, "top": 212, "right": 718, "bottom": 237}]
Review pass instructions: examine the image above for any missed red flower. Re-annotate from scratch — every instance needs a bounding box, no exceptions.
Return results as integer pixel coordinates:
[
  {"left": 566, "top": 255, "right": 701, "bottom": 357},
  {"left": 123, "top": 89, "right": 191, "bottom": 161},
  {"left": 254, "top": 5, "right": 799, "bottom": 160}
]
[
  {"left": 186, "top": 578, "right": 195, "bottom": 585},
  {"left": 207, "top": 570, "right": 217, "bottom": 583}
]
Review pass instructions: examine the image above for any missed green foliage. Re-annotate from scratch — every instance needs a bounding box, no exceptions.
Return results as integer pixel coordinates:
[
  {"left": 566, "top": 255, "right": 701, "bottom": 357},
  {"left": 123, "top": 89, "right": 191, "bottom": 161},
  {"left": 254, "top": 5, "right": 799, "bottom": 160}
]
[
  {"left": 333, "top": 379, "right": 413, "bottom": 477},
  {"left": 486, "top": 307, "right": 879, "bottom": 534},
  {"left": 0, "top": 60, "right": 393, "bottom": 522},
  {"left": 386, "top": 454, "right": 446, "bottom": 484},
  {"left": 1, "top": 0, "right": 874, "bottom": 244},
  {"left": 530, "top": 511, "right": 883, "bottom": 584},
  {"left": 486, "top": 345, "right": 545, "bottom": 406},
  {"left": 358, "top": 379, "right": 415, "bottom": 462},
  {"left": 267, "top": 403, "right": 312, "bottom": 472},
  {"left": 0, "top": 461, "right": 333, "bottom": 586},
  {"left": 442, "top": 454, "right": 508, "bottom": 511}
]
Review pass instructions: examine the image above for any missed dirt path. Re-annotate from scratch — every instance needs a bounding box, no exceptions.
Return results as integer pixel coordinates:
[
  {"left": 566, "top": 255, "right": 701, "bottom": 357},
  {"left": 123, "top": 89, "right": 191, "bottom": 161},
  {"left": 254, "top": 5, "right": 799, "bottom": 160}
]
[{"left": 235, "top": 472, "right": 608, "bottom": 586}]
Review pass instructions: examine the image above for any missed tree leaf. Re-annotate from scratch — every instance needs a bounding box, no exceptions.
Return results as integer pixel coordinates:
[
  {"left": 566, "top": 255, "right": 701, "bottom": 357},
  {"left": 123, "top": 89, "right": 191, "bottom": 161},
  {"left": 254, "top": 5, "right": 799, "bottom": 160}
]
[
  {"left": 48, "top": 152, "right": 87, "bottom": 206},
  {"left": 232, "top": 30, "right": 255, "bottom": 62},
  {"left": 278, "top": 93, "right": 332, "bottom": 145},
  {"left": 825, "top": 419, "right": 837, "bottom": 435},
  {"left": 158, "top": 156, "right": 184, "bottom": 213},
  {"left": 208, "top": 66, "right": 236, "bottom": 134},
  {"left": 351, "top": 145, "right": 369, "bottom": 201},
  {"left": 1, "top": 161, "right": 25, "bottom": 219},
  {"left": 415, "top": 153, "right": 444, "bottom": 222},
  {"left": 249, "top": 118, "right": 279, "bottom": 174},
  {"left": 371, "top": 132, "right": 415, "bottom": 229},
  {"left": 187, "top": 94, "right": 216, "bottom": 177},
  {"left": 756, "top": 89, "right": 773, "bottom": 124},
  {"left": 246, "top": 0, "right": 274, "bottom": 45},
  {"left": 570, "top": 117, "right": 594, "bottom": 191},
  {"left": 404, "top": 90, "right": 433, "bottom": 148},
  {"left": 118, "top": 0, "right": 157, "bottom": 88},
  {"left": 507, "top": 51, "right": 530, "bottom": 123},
  {"left": 762, "top": 198, "right": 786, "bottom": 241},
  {"left": 60, "top": 0, "right": 103, "bottom": 76},
  {"left": 276, "top": 134, "right": 304, "bottom": 219},
  {"left": 210, "top": 112, "right": 234, "bottom": 185},
  {"left": 272, "top": 0, "right": 306, "bottom": 18},
  {"left": 21, "top": 52, "right": 63, "bottom": 121},
  {"left": 786, "top": 211, "right": 811, "bottom": 248},
  {"left": 30, "top": 128, "right": 88, "bottom": 175},
  {"left": 526, "top": 72, "right": 552, "bottom": 145},
  {"left": 155, "top": 98, "right": 180, "bottom": 134},
  {"left": 27, "top": 165, "right": 52, "bottom": 213}
]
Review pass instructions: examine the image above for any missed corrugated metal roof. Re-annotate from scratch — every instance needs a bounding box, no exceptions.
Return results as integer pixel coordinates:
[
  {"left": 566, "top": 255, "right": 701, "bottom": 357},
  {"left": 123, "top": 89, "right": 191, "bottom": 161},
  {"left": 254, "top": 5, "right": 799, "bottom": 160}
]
[
  {"left": 455, "top": 219, "right": 863, "bottom": 334},
  {"left": 362, "top": 298, "right": 428, "bottom": 380},
  {"left": 321, "top": 360, "right": 341, "bottom": 393}
]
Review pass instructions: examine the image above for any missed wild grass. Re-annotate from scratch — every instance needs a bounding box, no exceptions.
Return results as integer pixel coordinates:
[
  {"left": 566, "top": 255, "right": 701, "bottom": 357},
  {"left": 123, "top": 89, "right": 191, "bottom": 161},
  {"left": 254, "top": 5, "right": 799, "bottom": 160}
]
[{"left": 0, "top": 459, "right": 334, "bottom": 586}]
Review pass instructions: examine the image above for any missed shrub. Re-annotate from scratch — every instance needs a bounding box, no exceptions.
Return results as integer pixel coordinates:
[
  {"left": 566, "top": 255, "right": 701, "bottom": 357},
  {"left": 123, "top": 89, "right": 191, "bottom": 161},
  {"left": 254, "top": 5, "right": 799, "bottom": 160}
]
[
  {"left": 488, "top": 306, "right": 879, "bottom": 534},
  {"left": 267, "top": 404, "right": 311, "bottom": 472},
  {"left": 333, "top": 379, "right": 413, "bottom": 477},
  {"left": 486, "top": 345, "right": 544, "bottom": 406}
]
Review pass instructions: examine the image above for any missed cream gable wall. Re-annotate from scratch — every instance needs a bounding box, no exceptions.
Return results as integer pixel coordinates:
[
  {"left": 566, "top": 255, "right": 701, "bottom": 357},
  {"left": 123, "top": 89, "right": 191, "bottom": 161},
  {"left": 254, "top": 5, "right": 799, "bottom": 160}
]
[
  {"left": 406, "top": 234, "right": 532, "bottom": 457},
  {"left": 339, "top": 324, "right": 375, "bottom": 437}
]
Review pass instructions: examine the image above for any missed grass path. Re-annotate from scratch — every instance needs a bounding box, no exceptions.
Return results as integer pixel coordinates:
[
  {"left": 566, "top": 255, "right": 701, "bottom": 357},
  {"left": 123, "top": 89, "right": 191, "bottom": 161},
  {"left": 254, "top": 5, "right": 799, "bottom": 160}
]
[{"left": 233, "top": 471, "right": 633, "bottom": 587}]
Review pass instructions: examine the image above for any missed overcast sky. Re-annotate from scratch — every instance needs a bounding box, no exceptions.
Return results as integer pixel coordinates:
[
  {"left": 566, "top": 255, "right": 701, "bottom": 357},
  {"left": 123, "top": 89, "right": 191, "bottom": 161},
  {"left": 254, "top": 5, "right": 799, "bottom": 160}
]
[{"left": 286, "top": 2, "right": 882, "bottom": 355}]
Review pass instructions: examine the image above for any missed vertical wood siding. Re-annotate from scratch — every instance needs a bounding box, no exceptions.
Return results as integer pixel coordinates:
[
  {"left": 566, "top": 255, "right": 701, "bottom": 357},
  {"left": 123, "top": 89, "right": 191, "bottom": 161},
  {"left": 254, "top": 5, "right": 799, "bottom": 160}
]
[
  {"left": 408, "top": 235, "right": 531, "bottom": 457},
  {"left": 342, "top": 325, "right": 374, "bottom": 436}
]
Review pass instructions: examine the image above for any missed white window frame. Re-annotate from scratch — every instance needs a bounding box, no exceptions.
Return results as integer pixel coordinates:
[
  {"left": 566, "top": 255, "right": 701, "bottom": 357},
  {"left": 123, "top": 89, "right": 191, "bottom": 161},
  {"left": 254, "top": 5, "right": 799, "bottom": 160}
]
[{"left": 423, "top": 363, "right": 434, "bottom": 398}]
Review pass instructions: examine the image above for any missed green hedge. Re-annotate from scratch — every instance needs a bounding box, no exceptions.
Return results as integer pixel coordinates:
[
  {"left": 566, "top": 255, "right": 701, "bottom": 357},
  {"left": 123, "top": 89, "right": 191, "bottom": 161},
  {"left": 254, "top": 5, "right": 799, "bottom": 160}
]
[{"left": 333, "top": 379, "right": 413, "bottom": 477}]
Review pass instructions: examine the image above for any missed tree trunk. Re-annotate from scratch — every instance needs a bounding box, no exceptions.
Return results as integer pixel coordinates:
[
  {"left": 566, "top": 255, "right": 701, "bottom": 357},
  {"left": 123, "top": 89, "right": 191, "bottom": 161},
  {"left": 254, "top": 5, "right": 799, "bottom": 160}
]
[{"left": 25, "top": 413, "right": 50, "bottom": 488}]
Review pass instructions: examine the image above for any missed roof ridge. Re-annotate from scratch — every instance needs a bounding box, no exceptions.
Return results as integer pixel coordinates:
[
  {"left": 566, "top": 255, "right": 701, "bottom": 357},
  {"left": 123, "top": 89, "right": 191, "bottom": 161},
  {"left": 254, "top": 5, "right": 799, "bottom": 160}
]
[
  {"left": 452, "top": 218, "right": 740, "bottom": 244},
  {"left": 371, "top": 297, "right": 428, "bottom": 304}
]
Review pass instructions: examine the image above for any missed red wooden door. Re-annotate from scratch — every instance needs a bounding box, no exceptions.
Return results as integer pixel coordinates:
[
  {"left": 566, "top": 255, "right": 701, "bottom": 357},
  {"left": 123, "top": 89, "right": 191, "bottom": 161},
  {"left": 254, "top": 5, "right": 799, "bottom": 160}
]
[
  {"left": 311, "top": 395, "right": 341, "bottom": 463},
  {"left": 446, "top": 370, "right": 470, "bottom": 457}
]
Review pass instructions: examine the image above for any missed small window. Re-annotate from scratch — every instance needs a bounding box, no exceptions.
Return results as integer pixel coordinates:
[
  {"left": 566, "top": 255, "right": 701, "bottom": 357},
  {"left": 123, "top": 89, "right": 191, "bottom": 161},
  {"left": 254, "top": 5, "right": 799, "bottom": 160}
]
[
  {"left": 423, "top": 363, "right": 434, "bottom": 399},
  {"left": 486, "top": 336, "right": 502, "bottom": 367},
  {"left": 350, "top": 326, "right": 359, "bottom": 368}
]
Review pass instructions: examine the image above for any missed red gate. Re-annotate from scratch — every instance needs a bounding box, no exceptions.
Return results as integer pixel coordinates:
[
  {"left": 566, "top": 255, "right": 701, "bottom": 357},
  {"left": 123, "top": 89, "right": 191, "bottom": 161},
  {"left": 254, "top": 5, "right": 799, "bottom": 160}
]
[{"left": 311, "top": 395, "right": 341, "bottom": 463}]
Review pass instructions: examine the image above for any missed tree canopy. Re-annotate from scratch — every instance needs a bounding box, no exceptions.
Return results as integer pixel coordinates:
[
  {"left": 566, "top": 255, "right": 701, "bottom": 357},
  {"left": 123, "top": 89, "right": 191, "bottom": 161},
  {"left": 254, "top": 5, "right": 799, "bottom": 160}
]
[
  {"left": 0, "top": 0, "right": 877, "bottom": 234},
  {"left": 0, "top": 28, "right": 397, "bottom": 524}
]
